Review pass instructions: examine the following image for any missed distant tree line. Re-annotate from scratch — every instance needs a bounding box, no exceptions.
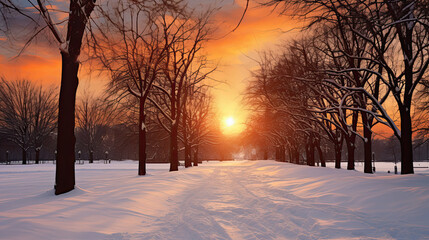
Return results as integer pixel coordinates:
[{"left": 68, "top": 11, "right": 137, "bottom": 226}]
[{"left": 245, "top": 0, "right": 429, "bottom": 174}]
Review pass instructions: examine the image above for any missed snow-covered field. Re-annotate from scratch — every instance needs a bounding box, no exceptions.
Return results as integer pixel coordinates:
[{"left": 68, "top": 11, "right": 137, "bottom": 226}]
[{"left": 1, "top": 160, "right": 429, "bottom": 240}]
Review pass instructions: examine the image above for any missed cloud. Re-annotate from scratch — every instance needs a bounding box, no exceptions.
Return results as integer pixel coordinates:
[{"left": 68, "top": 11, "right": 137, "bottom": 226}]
[{"left": 0, "top": 54, "right": 61, "bottom": 84}]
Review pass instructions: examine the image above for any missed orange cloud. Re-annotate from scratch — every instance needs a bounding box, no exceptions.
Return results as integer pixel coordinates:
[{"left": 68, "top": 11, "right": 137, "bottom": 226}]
[{"left": 0, "top": 54, "right": 61, "bottom": 85}]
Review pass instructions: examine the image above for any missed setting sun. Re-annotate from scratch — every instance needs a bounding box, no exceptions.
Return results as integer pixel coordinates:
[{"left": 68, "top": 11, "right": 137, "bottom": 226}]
[
  {"left": 222, "top": 116, "right": 244, "bottom": 135},
  {"left": 225, "top": 116, "right": 235, "bottom": 127}
]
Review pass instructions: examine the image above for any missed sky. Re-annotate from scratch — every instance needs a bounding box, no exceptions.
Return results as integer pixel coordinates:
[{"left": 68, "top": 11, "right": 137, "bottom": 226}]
[
  {"left": 202, "top": 0, "right": 299, "bottom": 133},
  {"left": 0, "top": 0, "right": 299, "bottom": 134},
  {"left": 0, "top": 0, "right": 399, "bottom": 137}
]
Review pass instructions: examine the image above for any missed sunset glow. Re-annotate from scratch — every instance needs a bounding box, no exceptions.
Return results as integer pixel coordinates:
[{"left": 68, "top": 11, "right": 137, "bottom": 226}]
[
  {"left": 225, "top": 116, "right": 235, "bottom": 127},
  {"left": 1, "top": 0, "right": 428, "bottom": 238},
  {"left": 222, "top": 116, "right": 245, "bottom": 135}
]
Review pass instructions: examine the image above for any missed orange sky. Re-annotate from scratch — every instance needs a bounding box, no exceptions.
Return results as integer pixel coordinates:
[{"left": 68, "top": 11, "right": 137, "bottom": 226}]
[
  {"left": 204, "top": 0, "right": 298, "bottom": 132},
  {"left": 0, "top": 0, "right": 405, "bottom": 139},
  {"left": 0, "top": 0, "right": 297, "bottom": 133}
]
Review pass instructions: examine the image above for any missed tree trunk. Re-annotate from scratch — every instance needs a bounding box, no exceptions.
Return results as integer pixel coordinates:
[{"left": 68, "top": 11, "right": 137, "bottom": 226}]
[
  {"left": 305, "top": 143, "right": 310, "bottom": 165},
  {"left": 390, "top": 1, "right": 414, "bottom": 174},
  {"left": 184, "top": 143, "right": 192, "bottom": 168},
  {"left": 55, "top": 53, "right": 78, "bottom": 195},
  {"left": 275, "top": 146, "right": 279, "bottom": 161},
  {"left": 362, "top": 112, "right": 373, "bottom": 173},
  {"left": 288, "top": 146, "right": 292, "bottom": 163},
  {"left": 170, "top": 122, "right": 179, "bottom": 171},
  {"left": 334, "top": 143, "right": 341, "bottom": 169},
  {"left": 54, "top": 0, "right": 95, "bottom": 195},
  {"left": 182, "top": 102, "right": 191, "bottom": 168},
  {"left": 307, "top": 140, "right": 315, "bottom": 166},
  {"left": 293, "top": 146, "right": 299, "bottom": 164},
  {"left": 263, "top": 149, "right": 268, "bottom": 160},
  {"left": 193, "top": 147, "right": 199, "bottom": 166},
  {"left": 89, "top": 150, "right": 93, "bottom": 163},
  {"left": 22, "top": 149, "right": 27, "bottom": 165},
  {"left": 280, "top": 145, "right": 286, "bottom": 162},
  {"left": 138, "top": 97, "right": 147, "bottom": 175},
  {"left": 316, "top": 143, "right": 326, "bottom": 167},
  {"left": 400, "top": 107, "right": 414, "bottom": 174},
  {"left": 346, "top": 138, "right": 355, "bottom": 170},
  {"left": 35, "top": 148, "right": 40, "bottom": 164}
]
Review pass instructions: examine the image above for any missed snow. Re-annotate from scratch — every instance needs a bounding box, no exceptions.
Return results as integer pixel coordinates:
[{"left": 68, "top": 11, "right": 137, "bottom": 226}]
[{"left": 1, "top": 160, "right": 429, "bottom": 239}]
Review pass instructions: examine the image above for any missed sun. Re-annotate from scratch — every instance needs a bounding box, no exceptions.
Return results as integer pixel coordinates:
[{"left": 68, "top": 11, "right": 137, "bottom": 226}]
[
  {"left": 225, "top": 116, "right": 235, "bottom": 127},
  {"left": 221, "top": 116, "right": 244, "bottom": 135}
]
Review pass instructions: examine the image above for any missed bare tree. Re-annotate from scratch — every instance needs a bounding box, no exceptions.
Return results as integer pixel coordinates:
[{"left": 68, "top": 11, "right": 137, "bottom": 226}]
[
  {"left": 0, "top": 78, "right": 57, "bottom": 164},
  {"left": 75, "top": 95, "right": 114, "bottom": 163},
  {"left": 90, "top": 0, "right": 179, "bottom": 175},
  {"left": 0, "top": 0, "right": 96, "bottom": 193},
  {"left": 150, "top": 8, "right": 214, "bottom": 171},
  {"left": 181, "top": 86, "right": 213, "bottom": 167},
  {"left": 0, "top": 79, "right": 33, "bottom": 164},
  {"left": 31, "top": 84, "right": 57, "bottom": 164}
]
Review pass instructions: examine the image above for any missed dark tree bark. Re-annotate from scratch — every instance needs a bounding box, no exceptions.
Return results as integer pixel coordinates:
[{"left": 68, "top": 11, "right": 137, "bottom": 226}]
[
  {"left": 89, "top": 149, "right": 93, "bottom": 163},
  {"left": 183, "top": 106, "right": 191, "bottom": 168},
  {"left": 193, "top": 147, "right": 199, "bottom": 166},
  {"left": 305, "top": 143, "right": 309, "bottom": 165},
  {"left": 306, "top": 139, "right": 315, "bottom": 166},
  {"left": 55, "top": 53, "right": 79, "bottom": 194},
  {"left": 280, "top": 145, "right": 286, "bottom": 162},
  {"left": 292, "top": 146, "right": 299, "bottom": 164},
  {"left": 387, "top": 0, "right": 420, "bottom": 175},
  {"left": 362, "top": 111, "right": 373, "bottom": 173},
  {"left": 275, "top": 146, "right": 279, "bottom": 161},
  {"left": 263, "top": 149, "right": 268, "bottom": 160},
  {"left": 170, "top": 122, "right": 179, "bottom": 171},
  {"left": 184, "top": 144, "right": 192, "bottom": 168},
  {"left": 287, "top": 146, "right": 292, "bottom": 163},
  {"left": 22, "top": 149, "right": 27, "bottom": 165},
  {"left": 35, "top": 148, "right": 40, "bottom": 164},
  {"left": 55, "top": 0, "right": 95, "bottom": 195},
  {"left": 138, "top": 97, "right": 147, "bottom": 175},
  {"left": 316, "top": 142, "right": 326, "bottom": 167},
  {"left": 334, "top": 143, "right": 341, "bottom": 169},
  {"left": 345, "top": 111, "right": 358, "bottom": 170},
  {"left": 400, "top": 107, "right": 414, "bottom": 174},
  {"left": 346, "top": 140, "right": 355, "bottom": 170}
]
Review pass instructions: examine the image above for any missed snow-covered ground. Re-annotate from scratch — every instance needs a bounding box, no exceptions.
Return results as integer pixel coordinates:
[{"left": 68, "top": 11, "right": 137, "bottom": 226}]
[{"left": 1, "top": 160, "right": 428, "bottom": 240}]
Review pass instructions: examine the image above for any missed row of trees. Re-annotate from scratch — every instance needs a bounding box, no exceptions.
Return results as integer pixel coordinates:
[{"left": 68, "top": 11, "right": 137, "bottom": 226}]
[
  {"left": 0, "top": 87, "right": 214, "bottom": 165},
  {"left": 245, "top": 0, "right": 429, "bottom": 174}
]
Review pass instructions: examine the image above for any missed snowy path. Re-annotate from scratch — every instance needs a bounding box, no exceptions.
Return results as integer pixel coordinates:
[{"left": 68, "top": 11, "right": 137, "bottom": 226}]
[{"left": 1, "top": 160, "right": 429, "bottom": 239}]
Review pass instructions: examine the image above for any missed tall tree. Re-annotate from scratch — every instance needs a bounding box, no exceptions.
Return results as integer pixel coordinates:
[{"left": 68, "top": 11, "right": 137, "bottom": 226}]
[
  {"left": 150, "top": 8, "right": 214, "bottom": 171},
  {"left": 181, "top": 86, "right": 213, "bottom": 167},
  {"left": 31, "top": 84, "right": 58, "bottom": 164},
  {"left": 0, "top": 79, "right": 33, "bottom": 164},
  {"left": 76, "top": 95, "right": 113, "bottom": 163},
  {"left": 0, "top": 0, "right": 95, "bottom": 194},
  {"left": 90, "top": 0, "right": 177, "bottom": 175}
]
